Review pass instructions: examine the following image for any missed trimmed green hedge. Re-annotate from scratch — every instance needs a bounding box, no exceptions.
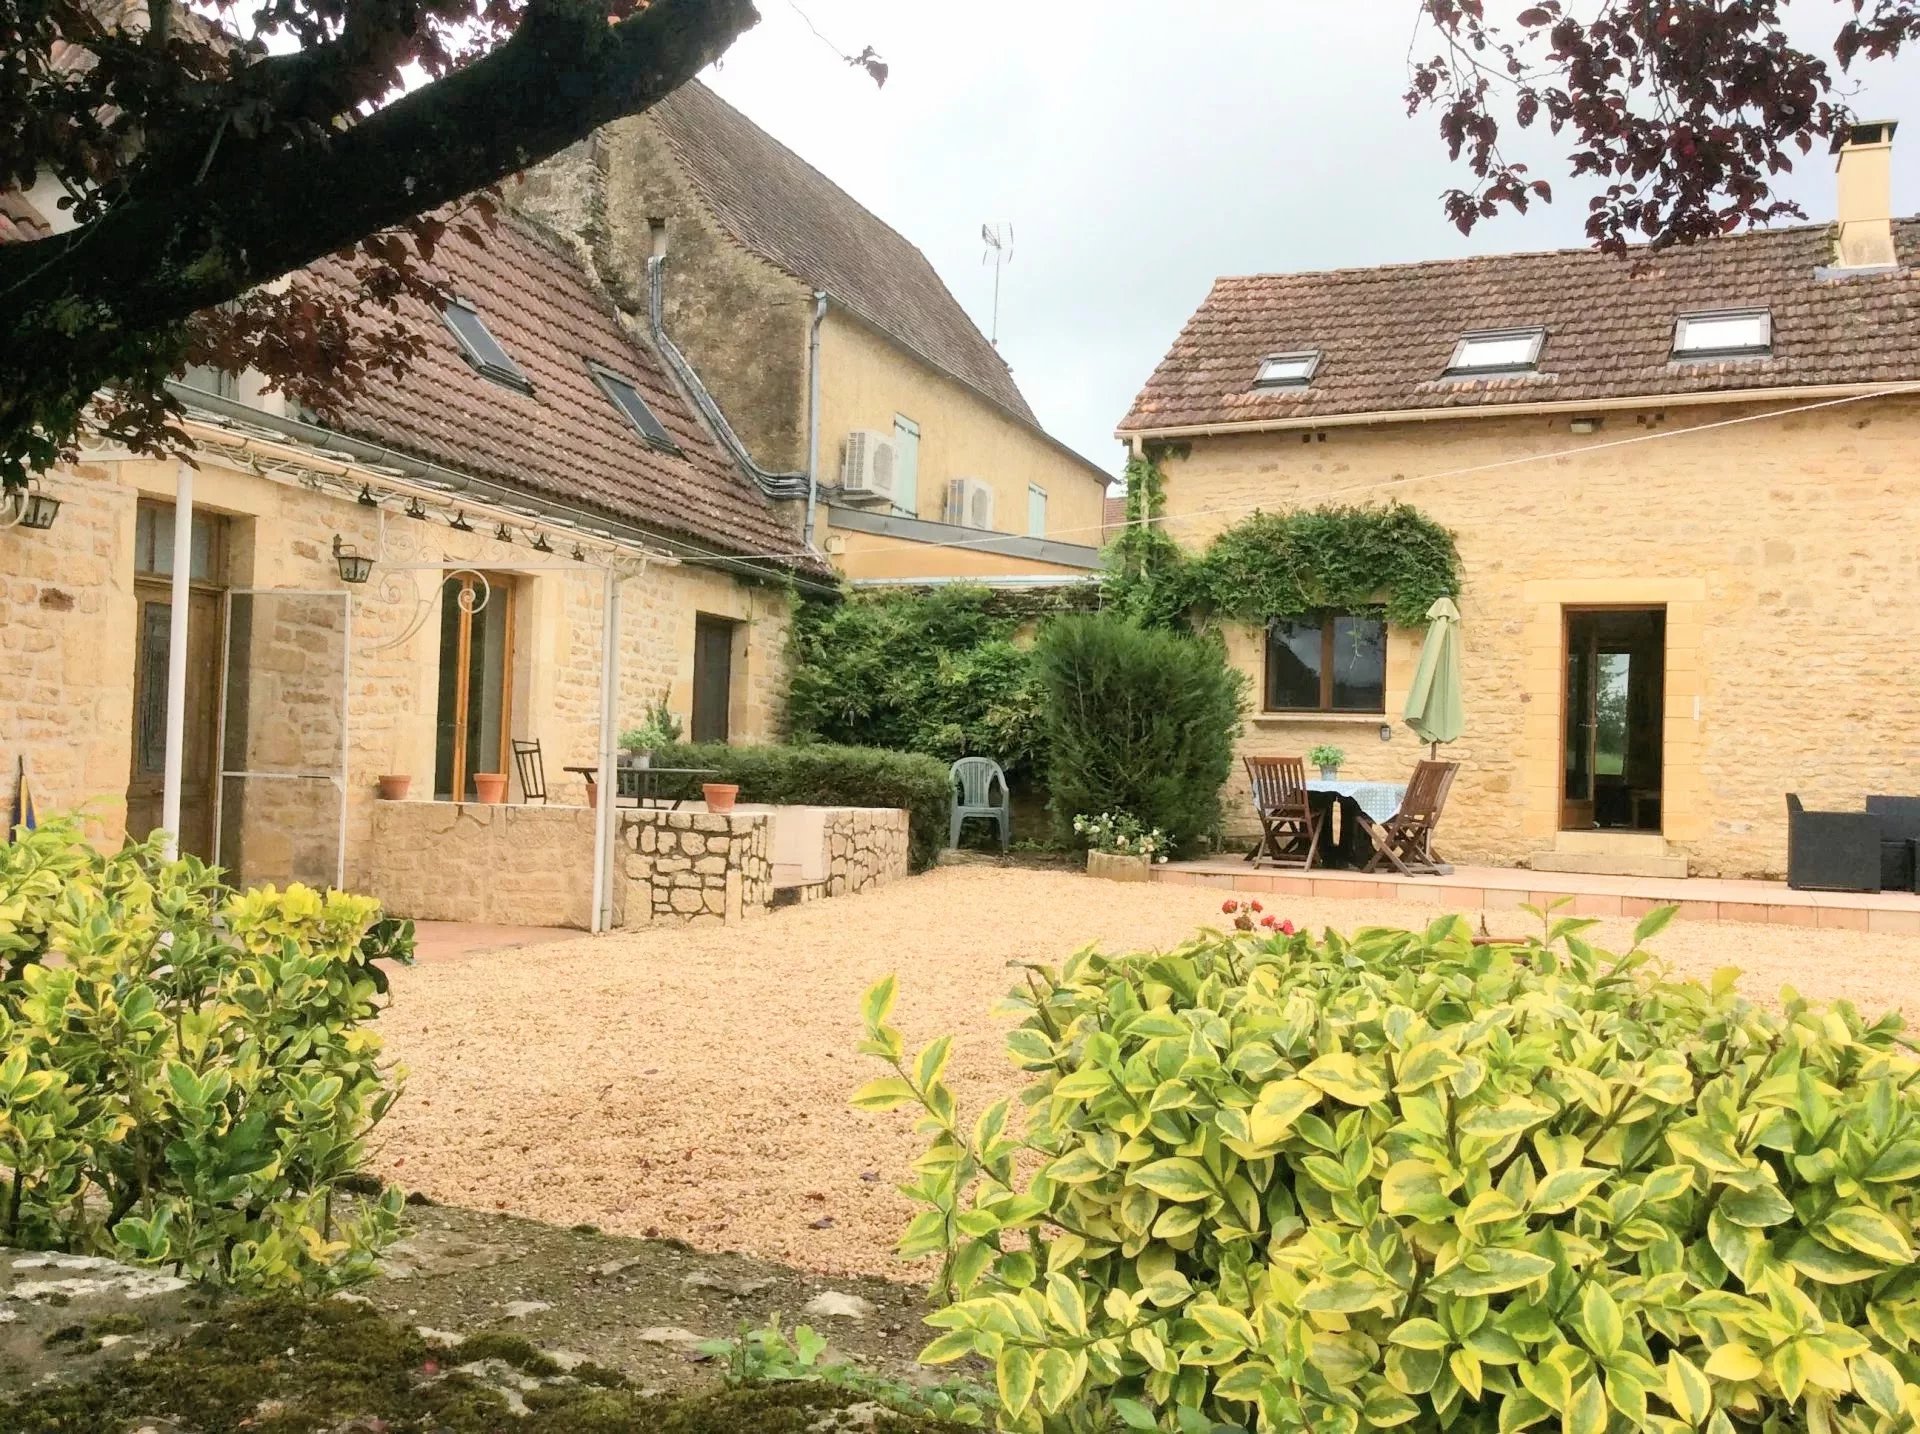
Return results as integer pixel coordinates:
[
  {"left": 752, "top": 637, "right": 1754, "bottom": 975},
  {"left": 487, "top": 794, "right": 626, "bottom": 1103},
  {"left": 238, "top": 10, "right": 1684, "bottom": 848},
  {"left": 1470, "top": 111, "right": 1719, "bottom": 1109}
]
[{"left": 657, "top": 743, "right": 952, "bottom": 873}]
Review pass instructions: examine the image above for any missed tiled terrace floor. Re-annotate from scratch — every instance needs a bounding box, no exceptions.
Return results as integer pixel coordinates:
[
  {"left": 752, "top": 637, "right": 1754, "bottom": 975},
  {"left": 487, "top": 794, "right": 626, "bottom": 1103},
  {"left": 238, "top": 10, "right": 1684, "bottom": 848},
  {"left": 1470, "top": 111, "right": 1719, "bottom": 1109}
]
[{"left": 1154, "top": 859, "right": 1920, "bottom": 934}]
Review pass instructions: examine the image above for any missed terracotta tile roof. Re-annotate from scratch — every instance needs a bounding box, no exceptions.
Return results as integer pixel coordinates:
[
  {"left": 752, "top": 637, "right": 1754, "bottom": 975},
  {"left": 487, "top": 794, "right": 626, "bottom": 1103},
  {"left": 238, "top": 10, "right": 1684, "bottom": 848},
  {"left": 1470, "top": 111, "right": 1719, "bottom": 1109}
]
[
  {"left": 0, "top": 191, "right": 50, "bottom": 245},
  {"left": 1120, "top": 221, "right": 1920, "bottom": 433},
  {"left": 318, "top": 214, "right": 818, "bottom": 573},
  {"left": 648, "top": 81, "right": 1037, "bottom": 426}
]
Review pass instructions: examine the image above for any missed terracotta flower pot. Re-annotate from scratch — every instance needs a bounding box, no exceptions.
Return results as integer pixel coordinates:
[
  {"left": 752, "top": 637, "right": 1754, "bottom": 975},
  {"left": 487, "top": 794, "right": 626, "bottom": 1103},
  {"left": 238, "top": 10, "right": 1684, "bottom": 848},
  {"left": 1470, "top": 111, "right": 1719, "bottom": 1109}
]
[
  {"left": 472, "top": 772, "right": 509, "bottom": 804},
  {"left": 703, "top": 782, "right": 739, "bottom": 814},
  {"left": 376, "top": 774, "right": 411, "bottom": 801}
]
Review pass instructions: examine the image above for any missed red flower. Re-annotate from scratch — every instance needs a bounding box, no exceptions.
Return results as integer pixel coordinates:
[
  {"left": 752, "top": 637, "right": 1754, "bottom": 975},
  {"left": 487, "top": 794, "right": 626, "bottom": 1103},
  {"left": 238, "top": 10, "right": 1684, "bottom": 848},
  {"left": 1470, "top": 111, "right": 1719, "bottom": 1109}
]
[
  {"left": 1249, "top": 900, "right": 1263, "bottom": 913},
  {"left": 1221, "top": 900, "right": 1238, "bottom": 914},
  {"left": 1280, "top": 920, "right": 1296, "bottom": 935},
  {"left": 1260, "top": 914, "right": 1278, "bottom": 929}
]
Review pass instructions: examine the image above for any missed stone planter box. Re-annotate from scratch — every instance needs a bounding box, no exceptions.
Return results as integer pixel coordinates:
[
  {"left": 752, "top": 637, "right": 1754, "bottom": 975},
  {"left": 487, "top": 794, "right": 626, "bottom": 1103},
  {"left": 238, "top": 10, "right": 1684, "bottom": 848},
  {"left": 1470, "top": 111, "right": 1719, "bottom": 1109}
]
[{"left": 1088, "top": 850, "right": 1151, "bottom": 883}]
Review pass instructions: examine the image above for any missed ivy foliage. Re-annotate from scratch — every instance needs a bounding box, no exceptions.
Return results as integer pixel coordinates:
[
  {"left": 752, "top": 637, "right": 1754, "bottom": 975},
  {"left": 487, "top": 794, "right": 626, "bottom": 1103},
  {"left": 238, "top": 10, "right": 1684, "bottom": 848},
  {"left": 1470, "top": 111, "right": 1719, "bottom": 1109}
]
[
  {"left": 858, "top": 909, "right": 1920, "bottom": 1434},
  {"left": 1105, "top": 453, "right": 1463, "bottom": 631},
  {"left": 0, "top": 819, "right": 408, "bottom": 1291},
  {"left": 785, "top": 587, "right": 1051, "bottom": 779}
]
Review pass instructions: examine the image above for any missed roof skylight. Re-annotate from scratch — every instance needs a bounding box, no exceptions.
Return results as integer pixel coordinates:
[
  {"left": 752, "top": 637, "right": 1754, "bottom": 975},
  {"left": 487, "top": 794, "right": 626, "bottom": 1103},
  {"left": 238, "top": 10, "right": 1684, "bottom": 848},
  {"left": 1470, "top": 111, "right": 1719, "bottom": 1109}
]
[
  {"left": 1445, "top": 328, "right": 1546, "bottom": 375},
  {"left": 1673, "top": 308, "right": 1772, "bottom": 359},
  {"left": 591, "top": 364, "right": 679, "bottom": 452},
  {"left": 1253, "top": 351, "right": 1321, "bottom": 387},
  {"left": 442, "top": 299, "right": 532, "bottom": 394}
]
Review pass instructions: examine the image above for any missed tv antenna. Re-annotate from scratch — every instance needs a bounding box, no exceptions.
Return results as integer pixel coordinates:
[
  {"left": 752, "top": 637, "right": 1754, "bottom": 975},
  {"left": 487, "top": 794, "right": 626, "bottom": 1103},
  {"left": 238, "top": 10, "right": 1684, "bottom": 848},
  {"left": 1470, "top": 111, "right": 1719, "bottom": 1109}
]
[{"left": 981, "top": 222, "right": 1013, "bottom": 345}]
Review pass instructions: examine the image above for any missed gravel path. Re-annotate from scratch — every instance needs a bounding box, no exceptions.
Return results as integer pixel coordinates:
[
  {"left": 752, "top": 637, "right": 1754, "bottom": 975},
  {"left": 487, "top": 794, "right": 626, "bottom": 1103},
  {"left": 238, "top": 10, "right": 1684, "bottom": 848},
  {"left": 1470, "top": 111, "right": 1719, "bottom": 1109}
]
[{"left": 376, "top": 867, "right": 1920, "bottom": 1280}]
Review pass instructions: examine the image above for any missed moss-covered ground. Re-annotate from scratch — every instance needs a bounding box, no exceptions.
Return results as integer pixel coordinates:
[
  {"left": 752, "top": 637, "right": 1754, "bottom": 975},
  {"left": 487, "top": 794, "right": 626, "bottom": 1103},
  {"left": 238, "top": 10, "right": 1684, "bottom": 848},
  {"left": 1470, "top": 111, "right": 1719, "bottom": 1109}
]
[{"left": 0, "top": 1296, "right": 970, "bottom": 1433}]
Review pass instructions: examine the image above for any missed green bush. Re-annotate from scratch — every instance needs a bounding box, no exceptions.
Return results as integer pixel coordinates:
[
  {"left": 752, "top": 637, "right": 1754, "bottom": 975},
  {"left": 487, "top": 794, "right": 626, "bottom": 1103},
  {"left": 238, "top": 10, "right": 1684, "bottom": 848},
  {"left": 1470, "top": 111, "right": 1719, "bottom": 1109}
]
[
  {"left": 785, "top": 588, "right": 1046, "bottom": 779},
  {"left": 1034, "top": 615, "right": 1245, "bottom": 852},
  {"left": 0, "top": 818, "right": 408, "bottom": 1291},
  {"left": 857, "top": 908, "right": 1920, "bottom": 1434},
  {"left": 659, "top": 742, "right": 952, "bottom": 872}
]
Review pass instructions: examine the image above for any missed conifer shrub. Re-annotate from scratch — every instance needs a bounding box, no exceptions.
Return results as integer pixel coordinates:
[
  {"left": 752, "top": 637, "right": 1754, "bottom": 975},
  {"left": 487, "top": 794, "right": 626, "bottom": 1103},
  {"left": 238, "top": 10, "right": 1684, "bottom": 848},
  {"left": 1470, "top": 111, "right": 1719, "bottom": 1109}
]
[
  {"left": 1033, "top": 615, "right": 1245, "bottom": 853},
  {"left": 857, "top": 907, "right": 1920, "bottom": 1434},
  {"left": 0, "top": 819, "right": 408, "bottom": 1290}
]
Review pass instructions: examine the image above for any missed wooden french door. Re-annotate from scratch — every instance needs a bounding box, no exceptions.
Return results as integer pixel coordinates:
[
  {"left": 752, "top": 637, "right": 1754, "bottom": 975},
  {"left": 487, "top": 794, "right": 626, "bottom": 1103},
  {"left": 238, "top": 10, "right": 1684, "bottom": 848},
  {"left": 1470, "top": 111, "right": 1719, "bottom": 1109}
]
[
  {"left": 691, "top": 614, "right": 735, "bottom": 744},
  {"left": 433, "top": 574, "right": 515, "bottom": 800},
  {"left": 126, "top": 582, "right": 224, "bottom": 858}
]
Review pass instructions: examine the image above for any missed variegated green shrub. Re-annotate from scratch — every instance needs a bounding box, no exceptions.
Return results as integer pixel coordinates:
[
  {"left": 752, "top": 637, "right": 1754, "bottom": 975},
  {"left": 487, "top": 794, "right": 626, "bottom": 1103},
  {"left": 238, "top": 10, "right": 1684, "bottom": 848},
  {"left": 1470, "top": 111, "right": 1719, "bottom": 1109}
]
[
  {"left": 857, "top": 909, "right": 1920, "bottom": 1434},
  {"left": 0, "top": 818, "right": 409, "bottom": 1290}
]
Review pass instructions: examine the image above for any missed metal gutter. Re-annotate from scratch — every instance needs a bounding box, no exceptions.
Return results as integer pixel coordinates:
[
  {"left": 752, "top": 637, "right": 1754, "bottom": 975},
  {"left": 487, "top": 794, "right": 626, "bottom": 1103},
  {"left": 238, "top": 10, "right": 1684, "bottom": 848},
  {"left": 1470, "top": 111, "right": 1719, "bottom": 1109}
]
[
  {"left": 850, "top": 574, "right": 1101, "bottom": 590},
  {"left": 1115, "top": 381, "right": 1920, "bottom": 442},
  {"left": 805, "top": 290, "right": 827, "bottom": 546},
  {"left": 645, "top": 254, "right": 811, "bottom": 505}
]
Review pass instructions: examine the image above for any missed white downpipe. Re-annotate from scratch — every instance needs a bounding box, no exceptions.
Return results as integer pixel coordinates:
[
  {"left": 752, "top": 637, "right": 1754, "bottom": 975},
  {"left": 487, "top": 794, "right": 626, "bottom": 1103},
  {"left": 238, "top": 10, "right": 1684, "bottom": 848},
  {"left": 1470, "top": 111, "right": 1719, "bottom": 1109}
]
[
  {"left": 160, "top": 461, "right": 194, "bottom": 861},
  {"left": 589, "top": 566, "right": 623, "bottom": 932},
  {"left": 804, "top": 291, "right": 827, "bottom": 547}
]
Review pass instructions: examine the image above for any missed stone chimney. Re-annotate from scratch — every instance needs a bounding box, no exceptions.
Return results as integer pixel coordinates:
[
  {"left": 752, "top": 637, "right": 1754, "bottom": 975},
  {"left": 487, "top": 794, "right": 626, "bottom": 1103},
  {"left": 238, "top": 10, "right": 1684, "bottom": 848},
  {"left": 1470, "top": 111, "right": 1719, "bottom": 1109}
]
[{"left": 1832, "top": 120, "right": 1899, "bottom": 270}]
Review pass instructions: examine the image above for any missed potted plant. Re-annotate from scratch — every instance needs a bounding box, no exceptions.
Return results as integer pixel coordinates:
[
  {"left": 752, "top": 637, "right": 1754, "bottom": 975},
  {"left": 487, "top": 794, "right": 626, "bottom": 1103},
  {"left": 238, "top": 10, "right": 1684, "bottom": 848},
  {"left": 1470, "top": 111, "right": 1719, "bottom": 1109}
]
[
  {"left": 376, "top": 773, "right": 411, "bottom": 801},
  {"left": 703, "top": 781, "right": 740, "bottom": 814},
  {"left": 619, "top": 692, "right": 683, "bottom": 771},
  {"left": 1074, "top": 812, "right": 1170, "bottom": 882},
  {"left": 1308, "top": 744, "right": 1345, "bottom": 780}
]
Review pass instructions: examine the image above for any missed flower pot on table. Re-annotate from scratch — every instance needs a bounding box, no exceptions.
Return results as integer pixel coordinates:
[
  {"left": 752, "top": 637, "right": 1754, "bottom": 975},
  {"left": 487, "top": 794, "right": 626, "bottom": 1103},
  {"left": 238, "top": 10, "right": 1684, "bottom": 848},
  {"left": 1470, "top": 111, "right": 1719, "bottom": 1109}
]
[
  {"left": 1319, "top": 766, "right": 1340, "bottom": 780},
  {"left": 1088, "top": 850, "right": 1151, "bottom": 883}
]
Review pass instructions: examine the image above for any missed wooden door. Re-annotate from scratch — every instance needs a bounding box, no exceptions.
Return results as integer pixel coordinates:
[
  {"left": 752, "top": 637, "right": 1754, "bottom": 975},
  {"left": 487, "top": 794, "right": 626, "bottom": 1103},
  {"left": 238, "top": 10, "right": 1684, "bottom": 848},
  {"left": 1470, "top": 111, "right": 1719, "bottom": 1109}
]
[
  {"left": 691, "top": 615, "right": 735, "bottom": 744},
  {"left": 1560, "top": 618, "right": 1598, "bottom": 831},
  {"left": 433, "top": 574, "right": 516, "bottom": 800},
  {"left": 126, "top": 583, "right": 223, "bottom": 858}
]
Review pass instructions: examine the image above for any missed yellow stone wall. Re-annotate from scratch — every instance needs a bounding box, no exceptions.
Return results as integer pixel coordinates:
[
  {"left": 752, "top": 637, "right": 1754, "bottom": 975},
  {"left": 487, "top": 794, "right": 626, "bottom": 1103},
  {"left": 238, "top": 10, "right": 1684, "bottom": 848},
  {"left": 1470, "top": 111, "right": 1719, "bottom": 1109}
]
[
  {"left": 1154, "top": 395, "right": 1920, "bottom": 877},
  {"left": 817, "top": 311, "right": 1110, "bottom": 570},
  {"left": 2, "top": 449, "right": 793, "bottom": 891}
]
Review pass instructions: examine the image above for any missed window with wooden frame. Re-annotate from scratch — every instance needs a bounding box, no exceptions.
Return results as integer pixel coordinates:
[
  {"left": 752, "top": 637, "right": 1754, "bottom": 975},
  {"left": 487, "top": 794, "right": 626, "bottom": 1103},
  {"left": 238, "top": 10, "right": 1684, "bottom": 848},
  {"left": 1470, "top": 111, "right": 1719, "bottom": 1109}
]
[
  {"left": 1264, "top": 610, "right": 1386, "bottom": 713},
  {"left": 433, "top": 573, "right": 517, "bottom": 801}
]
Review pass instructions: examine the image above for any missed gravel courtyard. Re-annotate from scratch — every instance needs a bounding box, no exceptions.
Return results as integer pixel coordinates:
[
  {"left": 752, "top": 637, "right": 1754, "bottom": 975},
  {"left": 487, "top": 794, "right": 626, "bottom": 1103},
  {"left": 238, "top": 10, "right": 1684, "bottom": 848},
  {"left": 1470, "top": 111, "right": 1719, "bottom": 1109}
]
[{"left": 375, "top": 866, "right": 1920, "bottom": 1280}]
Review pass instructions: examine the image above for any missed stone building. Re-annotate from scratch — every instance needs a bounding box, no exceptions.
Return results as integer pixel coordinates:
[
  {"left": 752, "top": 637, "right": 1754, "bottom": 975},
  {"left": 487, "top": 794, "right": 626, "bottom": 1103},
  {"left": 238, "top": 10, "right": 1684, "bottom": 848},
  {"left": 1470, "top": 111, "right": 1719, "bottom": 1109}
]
[
  {"left": 1118, "top": 123, "right": 1920, "bottom": 880},
  {"left": 509, "top": 80, "right": 1113, "bottom": 588},
  {"left": 1, "top": 190, "right": 831, "bottom": 918}
]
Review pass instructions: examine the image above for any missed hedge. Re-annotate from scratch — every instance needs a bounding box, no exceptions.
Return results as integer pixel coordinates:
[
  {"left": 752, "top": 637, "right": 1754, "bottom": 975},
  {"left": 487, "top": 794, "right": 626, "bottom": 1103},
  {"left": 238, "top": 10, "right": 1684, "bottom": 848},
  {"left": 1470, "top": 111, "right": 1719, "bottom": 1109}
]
[{"left": 657, "top": 742, "right": 952, "bottom": 873}]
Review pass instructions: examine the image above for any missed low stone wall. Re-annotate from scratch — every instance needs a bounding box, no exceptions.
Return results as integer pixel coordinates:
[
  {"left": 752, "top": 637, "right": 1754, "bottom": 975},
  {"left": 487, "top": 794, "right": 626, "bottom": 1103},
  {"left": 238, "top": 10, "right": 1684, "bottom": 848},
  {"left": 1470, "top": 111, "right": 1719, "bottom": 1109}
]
[
  {"left": 618, "top": 809, "right": 773, "bottom": 926},
  {"left": 367, "top": 800, "right": 596, "bottom": 928},
  {"left": 821, "top": 808, "right": 911, "bottom": 896}
]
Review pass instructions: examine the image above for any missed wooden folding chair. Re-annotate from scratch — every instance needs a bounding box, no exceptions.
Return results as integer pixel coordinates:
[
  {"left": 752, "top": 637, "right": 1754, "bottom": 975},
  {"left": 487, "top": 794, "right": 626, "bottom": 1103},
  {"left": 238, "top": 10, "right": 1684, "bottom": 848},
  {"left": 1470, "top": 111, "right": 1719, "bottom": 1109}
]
[
  {"left": 511, "top": 739, "right": 548, "bottom": 804},
  {"left": 1358, "top": 760, "right": 1458, "bottom": 875},
  {"left": 1244, "top": 756, "right": 1323, "bottom": 870}
]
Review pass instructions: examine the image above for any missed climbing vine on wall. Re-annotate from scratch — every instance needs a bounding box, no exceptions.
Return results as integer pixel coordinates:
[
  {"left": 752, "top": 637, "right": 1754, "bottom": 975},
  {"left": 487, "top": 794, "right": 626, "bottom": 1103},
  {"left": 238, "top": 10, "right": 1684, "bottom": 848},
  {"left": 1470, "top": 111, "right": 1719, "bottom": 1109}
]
[{"left": 1104, "top": 450, "right": 1463, "bottom": 629}]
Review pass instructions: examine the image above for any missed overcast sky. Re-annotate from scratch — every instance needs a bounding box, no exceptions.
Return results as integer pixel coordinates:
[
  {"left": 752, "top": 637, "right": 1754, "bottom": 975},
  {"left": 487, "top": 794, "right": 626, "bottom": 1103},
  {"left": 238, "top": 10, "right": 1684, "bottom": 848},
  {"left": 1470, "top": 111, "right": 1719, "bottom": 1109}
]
[{"left": 701, "top": 2, "right": 1920, "bottom": 483}]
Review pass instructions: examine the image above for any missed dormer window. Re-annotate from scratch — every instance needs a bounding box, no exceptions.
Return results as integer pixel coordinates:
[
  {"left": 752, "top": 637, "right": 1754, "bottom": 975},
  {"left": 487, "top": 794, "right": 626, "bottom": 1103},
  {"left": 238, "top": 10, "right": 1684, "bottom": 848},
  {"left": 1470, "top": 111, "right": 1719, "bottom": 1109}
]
[
  {"left": 442, "top": 299, "right": 533, "bottom": 394},
  {"left": 591, "top": 363, "right": 680, "bottom": 452},
  {"left": 1673, "top": 308, "right": 1771, "bottom": 359},
  {"left": 1445, "top": 327, "right": 1546, "bottom": 375},
  {"left": 1254, "top": 351, "right": 1321, "bottom": 388}
]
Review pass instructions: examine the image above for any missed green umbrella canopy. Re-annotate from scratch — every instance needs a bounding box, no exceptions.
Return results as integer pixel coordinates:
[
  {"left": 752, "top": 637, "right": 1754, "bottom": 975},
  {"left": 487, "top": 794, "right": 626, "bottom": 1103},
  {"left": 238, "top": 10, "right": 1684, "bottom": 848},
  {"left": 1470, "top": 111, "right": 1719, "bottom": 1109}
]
[{"left": 1403, "top": 596, "right": 1464, "bottom": 747}]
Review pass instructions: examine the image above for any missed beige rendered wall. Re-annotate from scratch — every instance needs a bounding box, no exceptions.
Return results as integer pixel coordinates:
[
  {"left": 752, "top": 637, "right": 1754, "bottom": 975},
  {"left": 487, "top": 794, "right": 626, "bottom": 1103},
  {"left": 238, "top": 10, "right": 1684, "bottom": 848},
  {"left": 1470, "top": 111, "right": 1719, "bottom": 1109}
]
[
  {"left": 1155, "top": 396, "right": 1920, "bottom": 877},
  {"left": 3, "top": 449, "right": 792, "bottom": 892},
  {"left": 817, "top": 312, "right": 1110, "bottom": 550}
]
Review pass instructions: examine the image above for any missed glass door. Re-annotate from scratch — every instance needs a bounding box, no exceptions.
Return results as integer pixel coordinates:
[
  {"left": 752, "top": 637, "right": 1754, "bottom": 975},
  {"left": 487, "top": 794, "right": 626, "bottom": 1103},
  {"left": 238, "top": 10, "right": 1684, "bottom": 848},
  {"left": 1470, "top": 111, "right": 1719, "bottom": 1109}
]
[
  {"left": 434, "top": 575, "right": 515, "bottom": 801},
  {"left": 1562, "top": 608, "right": 1665, "bottom": 832}
]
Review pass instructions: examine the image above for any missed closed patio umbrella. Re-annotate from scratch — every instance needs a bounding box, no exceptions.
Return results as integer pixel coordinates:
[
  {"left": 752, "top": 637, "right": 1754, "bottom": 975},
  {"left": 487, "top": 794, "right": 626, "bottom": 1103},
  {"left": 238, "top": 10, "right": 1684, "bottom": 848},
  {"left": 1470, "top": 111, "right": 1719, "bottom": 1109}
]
[{"left": 1403, "top": 596, "right": 1464, "bottom": 753}]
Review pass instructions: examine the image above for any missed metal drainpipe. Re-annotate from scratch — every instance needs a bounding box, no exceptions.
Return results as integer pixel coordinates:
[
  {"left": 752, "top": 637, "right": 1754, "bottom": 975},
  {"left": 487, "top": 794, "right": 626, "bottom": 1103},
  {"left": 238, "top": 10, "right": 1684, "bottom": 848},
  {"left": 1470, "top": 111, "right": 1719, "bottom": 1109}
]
[{"left": 805, "top": 291, "right": 827, "bottom": 548}]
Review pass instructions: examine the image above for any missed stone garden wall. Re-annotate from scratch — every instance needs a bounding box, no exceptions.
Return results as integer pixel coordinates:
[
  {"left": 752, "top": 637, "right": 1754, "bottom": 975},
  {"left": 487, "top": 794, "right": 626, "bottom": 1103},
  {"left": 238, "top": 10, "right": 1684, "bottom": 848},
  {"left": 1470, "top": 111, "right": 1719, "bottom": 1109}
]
[
  {"left": 368, "top": 800, "right": 596, "bottom": 928},
  {"left": 618, "top": 809, "right": 773, "bottom": 926},
  {"left": 821, "top": 808, "right": 911, "bottom": 896}
]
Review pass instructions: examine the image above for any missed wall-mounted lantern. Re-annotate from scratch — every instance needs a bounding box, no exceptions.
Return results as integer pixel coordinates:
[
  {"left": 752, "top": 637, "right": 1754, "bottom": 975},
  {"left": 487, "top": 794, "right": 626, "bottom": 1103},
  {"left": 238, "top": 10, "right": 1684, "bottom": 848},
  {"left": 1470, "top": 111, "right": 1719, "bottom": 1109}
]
[
  {"left": 332, "top": 534, "right": 375, "bottom": 584},
  {"left": 5, "top": 482, "right": 61, "bottom": 531}
]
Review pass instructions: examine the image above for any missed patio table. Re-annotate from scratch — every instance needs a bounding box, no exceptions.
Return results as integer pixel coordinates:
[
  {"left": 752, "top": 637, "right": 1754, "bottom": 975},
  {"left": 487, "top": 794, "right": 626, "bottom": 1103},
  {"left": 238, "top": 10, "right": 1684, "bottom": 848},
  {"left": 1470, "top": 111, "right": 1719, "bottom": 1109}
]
[
  {"left": 564, "top": 764, "right": 719, "bottom": 810},
  {"left": 1307, "top": 779, "right": 1406, "bottom": 824},
  {"left": 1305, "top": 780, "right": 1406, "bottom": 871}
]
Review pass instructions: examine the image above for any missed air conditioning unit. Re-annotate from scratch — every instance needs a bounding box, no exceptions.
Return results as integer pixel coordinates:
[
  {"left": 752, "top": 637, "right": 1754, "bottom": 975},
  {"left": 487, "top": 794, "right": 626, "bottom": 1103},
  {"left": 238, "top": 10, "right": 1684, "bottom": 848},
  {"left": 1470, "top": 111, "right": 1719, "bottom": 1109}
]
[
  {"left": 840, "top": 430, "right": 897, "bottom": 501},
  {"left": 946, "top": 477, "right": 995, "bottom": 530}
]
